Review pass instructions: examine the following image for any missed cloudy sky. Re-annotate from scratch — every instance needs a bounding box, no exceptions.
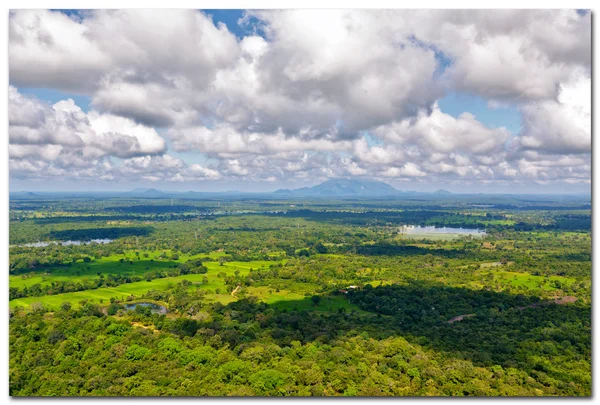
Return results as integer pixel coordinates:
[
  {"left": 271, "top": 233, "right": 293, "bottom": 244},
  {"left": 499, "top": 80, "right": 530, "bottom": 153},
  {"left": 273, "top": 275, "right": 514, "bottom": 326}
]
[{"left": 8, "top": 9, "right": 591, "bottom": 193}]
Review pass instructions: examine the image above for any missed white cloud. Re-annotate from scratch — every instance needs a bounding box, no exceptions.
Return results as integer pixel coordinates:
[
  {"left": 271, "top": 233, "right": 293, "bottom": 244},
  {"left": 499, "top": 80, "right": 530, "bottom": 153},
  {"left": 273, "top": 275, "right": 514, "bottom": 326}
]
[
  {"left": 226, "top": 159, "right": 249, "bottom": 176},
  {"left": 10, "top": 9, "right": 442, "bottom": 137},
  {"left": 381, "top": 163, "right": 427, "bottom": 178},
  {"left": 9, "top": 87, "right": 167, "bottom": 159},
  {"left": 8, "top": 9, "right": 591, "bottom": 189},
  {"left": 9, "top": 9, "right": 111, "bottom": 92},
  {"left": 373, "top": 103, "right": 511, "bottom": 156},
  {"left": 167, "top": 124, "right": 354, "bottom": 157},
  {"left": 515, "top": 73, "right": 591, "bottom": 155},
  {"left": 185, "top": 164, "right": 222, "bottom": 180},
  {"left": 407, "top": 9, "right": 591, "bottom": 101}
]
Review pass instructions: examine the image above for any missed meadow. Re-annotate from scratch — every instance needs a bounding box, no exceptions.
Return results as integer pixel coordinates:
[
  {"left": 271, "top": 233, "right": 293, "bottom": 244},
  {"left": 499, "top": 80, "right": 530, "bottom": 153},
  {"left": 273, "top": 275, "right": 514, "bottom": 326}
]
[{"left": 10, "top": 257, "right": 276, "bottom": 309}]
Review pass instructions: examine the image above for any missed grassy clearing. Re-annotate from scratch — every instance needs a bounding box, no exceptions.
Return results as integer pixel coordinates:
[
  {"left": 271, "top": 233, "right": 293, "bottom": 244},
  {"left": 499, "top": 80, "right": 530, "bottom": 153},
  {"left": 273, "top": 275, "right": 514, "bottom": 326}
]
[
  {"left": 9, "top": 253, "right": 367, "bottom": 316},
  {"left": 316, "top": 253, "right": 346, "bottom": 258},
  {"left": 10, "top": 259, "right": 278, "bottom": 309},
  {"left": 10, "top": 258, "right": 179, "bottom": 288},
  {"left": 10, "top": 274, "right": 206, "bottom": 309},
  {"left": 9, "top": 250, "right": 271, "bottom": 289},
  {"left": 366, "top": 280, "right": 395, "bottom": 287},
  {"left": 476, "top": 269, "right": 576, "bottom": 291},
  {"left": 267, "top": 293, "right": 366, "bottom": 314}
]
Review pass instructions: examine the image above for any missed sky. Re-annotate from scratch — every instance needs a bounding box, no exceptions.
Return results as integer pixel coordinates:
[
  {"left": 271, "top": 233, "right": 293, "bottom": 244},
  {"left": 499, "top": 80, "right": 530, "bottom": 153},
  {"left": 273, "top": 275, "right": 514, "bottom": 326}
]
[{"left": 8, "top": 9, "right": 591, "bottom": 194}]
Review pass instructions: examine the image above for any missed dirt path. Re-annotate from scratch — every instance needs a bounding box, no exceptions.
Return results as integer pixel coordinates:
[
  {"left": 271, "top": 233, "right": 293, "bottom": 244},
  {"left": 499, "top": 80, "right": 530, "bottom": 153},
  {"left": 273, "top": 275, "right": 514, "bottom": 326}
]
[
  {"left": 231, "top": 284, "right": 242, "bottom": 298},
  {"left": 448, "top": 296, "right": 578, "bottom": 324},
  {"left": 447, "top": 313, "right": 475, "bottom": 323},
  {"left": 516, "top": 296, "right": 577, "bottom": 310}
]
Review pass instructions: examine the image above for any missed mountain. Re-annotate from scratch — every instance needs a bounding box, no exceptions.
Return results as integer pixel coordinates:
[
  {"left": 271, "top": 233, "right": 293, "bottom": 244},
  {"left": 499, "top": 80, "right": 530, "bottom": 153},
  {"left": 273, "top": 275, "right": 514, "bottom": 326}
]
[
  {"left": 126, "top": 188, "right": 166, "bottom": 197},
  {"left": 144, "top": 188, "right": 164, "bottom": 194},
  {"left": 434, "top": 189, "right": 452, "bottom": 195},
  {"left": 274, "top": 178, "right": 401, "bottom": 197},
  {"left": 9, "top": 191, "right": 38, "bottom": 199}
]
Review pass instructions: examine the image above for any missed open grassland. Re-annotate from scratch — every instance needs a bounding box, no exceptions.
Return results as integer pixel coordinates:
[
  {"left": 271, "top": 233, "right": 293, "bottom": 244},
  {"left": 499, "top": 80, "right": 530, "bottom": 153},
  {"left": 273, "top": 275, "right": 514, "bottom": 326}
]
[
  {"left": 10, "top": 258, "right": 277, "bottom": 309},
  {"left": 10, "top": 252, "right": 362, "bottom": 313},
  {"left": 481, "top": 270, "right": 577, "bottom": 290},
  {"left": 10, "top": 250, "right": 235, "bottom": 289}
]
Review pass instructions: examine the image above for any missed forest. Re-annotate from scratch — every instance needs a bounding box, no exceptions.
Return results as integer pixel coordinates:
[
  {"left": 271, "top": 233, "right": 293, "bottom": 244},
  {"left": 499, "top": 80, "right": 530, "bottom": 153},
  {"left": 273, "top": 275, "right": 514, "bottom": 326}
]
[{"left": 8, "top": 194, "right": 591, "bottom": 396}]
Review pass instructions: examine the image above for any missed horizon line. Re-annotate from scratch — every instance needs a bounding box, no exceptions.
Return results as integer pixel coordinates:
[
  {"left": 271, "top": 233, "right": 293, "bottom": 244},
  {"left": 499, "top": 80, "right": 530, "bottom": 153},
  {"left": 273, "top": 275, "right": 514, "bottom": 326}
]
[{"left": 8, "top": 189, "right": 592, "bottom": 197}]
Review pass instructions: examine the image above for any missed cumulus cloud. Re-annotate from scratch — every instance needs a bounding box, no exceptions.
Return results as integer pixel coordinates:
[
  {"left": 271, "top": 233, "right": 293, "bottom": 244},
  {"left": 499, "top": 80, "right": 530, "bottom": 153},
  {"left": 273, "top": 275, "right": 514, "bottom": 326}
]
[
  {"left": 237, "top": 9, "right": 443, "bottom": 136},
  {"left": 168, "top": 124, "right": 354, "bottom": 158},
  {"left": 9, "top": 87, "right": 167, "bottom": 159},
  {"left": 9, "top": 9, "right": 238, "bottom": 92},
  {"left": 9, "top": 9, "right": 442, "bottom": 137},
  {"left": 373, "top": 103, "right": 512, "bottom": 156},
  {"left": 381, "top": 163, "right": 427, "bottom": 178},
  {"left": 9, "top": 10, "right": 111, "bottom": 92},
  {"left": 406, "top": 9, "right": 591, "bottom": 101},
  {"left": 8, "top": 9, "right": 591, "bottom": 189},
  {"left": 10, "top": 150, "right": 223, "bottom": 185},
  {"left": 514, "top": 73, "right": 591, "bottom": 155}
]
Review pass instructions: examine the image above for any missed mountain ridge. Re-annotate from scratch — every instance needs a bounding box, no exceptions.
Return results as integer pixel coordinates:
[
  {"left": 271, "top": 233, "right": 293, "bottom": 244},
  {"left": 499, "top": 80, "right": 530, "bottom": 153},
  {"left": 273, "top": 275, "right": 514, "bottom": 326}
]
[{"left": 274, "top": 178, "right": 401, "bottom": 197}]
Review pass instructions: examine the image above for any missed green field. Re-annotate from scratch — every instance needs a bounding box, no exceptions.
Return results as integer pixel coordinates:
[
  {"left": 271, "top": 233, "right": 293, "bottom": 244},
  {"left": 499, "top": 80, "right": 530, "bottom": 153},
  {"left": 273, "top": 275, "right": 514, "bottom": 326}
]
[
  {"left": 476, "top": 269, "right": 576, "bottom": 291},
  {"left": 10, "top": 257, "right": 278, "bottom": 309},
  {"left": 9, "top": 249, "right": 231, "bottom": 289},
  {"left": 9, "top": 253, "right": 362, "bottom": 314}
]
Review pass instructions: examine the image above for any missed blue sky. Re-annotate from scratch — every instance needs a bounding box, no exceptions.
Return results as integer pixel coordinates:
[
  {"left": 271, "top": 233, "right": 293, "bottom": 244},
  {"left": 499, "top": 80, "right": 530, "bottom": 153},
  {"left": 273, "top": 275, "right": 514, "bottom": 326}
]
[{"left": 8, "top": 9, "right": 590, "bottom": 194}]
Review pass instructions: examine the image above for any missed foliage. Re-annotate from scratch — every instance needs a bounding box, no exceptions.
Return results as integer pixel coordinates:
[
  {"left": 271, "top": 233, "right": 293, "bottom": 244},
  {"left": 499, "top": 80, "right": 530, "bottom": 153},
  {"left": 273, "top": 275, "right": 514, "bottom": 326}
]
[{"left": 8, "top": 195, "right": 591, "bottom": 396}]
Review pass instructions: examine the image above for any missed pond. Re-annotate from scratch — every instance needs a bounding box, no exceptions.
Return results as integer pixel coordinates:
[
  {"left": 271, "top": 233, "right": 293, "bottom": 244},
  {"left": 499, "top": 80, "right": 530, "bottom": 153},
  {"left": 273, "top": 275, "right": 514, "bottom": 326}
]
[
  {"left": 124, "top": 302, "right": 168, "bottom": 315},
  {"left": 14, "top": 239, "right": 114, "bottom": 248},
  {"left": 401, "top": 226, "right": 486, "bottom": 236}
]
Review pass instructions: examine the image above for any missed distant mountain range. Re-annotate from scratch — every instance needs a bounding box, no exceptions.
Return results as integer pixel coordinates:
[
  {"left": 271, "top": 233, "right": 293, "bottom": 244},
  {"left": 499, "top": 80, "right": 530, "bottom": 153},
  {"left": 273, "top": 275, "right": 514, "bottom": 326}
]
[
  {"left": 275, "top": 178, "right": 403, "bottom": 197},
  {"left": 10, "top": 182, "right": 592, "bottom": 201},
  {"left": 12, "top": 180, "right": 456, "bottom": 198},
  {"left": 126, "top": 188, "right": 166, "bottom": 197},
  {"left": 127, "top": 179, "right": 411, "bottom": 198}
]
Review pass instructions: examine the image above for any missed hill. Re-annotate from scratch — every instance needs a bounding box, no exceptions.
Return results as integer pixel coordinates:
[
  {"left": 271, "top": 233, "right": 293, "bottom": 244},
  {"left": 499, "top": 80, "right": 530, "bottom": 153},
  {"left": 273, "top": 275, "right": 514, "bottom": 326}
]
[
  {"left": 274, "top": 178, "right": 400, "bottom": 197},
  {"left": 126, "top": 188, "right": 166, "bottom": 197}
]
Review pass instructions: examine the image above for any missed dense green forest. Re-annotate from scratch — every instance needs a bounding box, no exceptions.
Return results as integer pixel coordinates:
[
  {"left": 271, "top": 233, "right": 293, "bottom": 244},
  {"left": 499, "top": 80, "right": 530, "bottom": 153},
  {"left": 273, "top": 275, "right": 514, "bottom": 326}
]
[{"left": 8, "top": 195, "right": 591, "bottom": 396}]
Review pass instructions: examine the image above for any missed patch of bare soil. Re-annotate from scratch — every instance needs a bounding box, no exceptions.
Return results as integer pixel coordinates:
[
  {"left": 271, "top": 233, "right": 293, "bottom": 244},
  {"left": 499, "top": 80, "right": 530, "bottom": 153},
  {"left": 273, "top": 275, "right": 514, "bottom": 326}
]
[
  {"left": 131, "top": 321, "right": 159, "bottom": 333},
  {"left": 231, "top": 284, "right": 242, "bottom": 297},
  {"left": 447, "top": 313, "right": 475, "bottom": 323}
]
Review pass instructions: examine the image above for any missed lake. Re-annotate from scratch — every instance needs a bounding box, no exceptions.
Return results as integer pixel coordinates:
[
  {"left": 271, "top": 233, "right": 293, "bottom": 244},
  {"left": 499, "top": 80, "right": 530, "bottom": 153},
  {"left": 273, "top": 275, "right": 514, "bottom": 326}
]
[
  {"left": 14, "top": 239, "right": 114, "bottom": 248},
  {"left": 124, "top": 302, "right": 168, "bottom": 315},
  {"left": 401, "top": 226, "right": 486, "bottom": 236}
]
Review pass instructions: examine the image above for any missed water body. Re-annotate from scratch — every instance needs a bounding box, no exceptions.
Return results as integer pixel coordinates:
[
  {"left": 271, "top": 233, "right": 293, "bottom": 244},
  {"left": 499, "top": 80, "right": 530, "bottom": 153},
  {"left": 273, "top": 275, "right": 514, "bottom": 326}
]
[
  {"left": 402, "top": 226, "right": 486, "bottom": 236},
  {"left": 124, "top": 302, "right": 168, "bottom": 315},
  {"left": 15, "top": 239, "right": 114, "bottom": 248}
]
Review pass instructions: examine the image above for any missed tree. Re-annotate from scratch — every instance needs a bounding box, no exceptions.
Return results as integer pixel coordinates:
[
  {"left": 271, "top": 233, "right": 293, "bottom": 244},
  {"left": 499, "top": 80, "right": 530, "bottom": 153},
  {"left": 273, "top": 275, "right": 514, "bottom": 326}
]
[
  {"left": 315, "top": 242, "right": 328, "bottom": 254},
  {"left": 30, "top": 302, "right": 45, "bottom": 314},
  {"left": 311, "top": 295, "right": 321, "bottom": 307},
  {"left": 47, "top": 329, "right": 66, "bottom": 344}
]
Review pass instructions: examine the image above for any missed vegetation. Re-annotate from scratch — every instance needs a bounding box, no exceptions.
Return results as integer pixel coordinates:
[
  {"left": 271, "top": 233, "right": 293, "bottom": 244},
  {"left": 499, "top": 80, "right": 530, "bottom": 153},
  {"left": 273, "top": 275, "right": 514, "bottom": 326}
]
[{"left": 9, "top": 194, "right": 591, "bottom": 396}]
